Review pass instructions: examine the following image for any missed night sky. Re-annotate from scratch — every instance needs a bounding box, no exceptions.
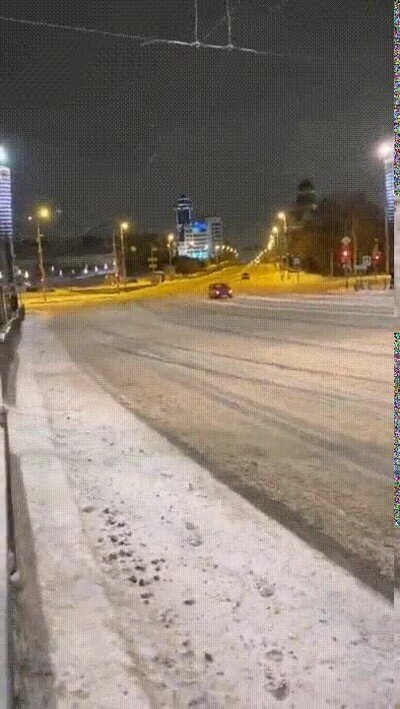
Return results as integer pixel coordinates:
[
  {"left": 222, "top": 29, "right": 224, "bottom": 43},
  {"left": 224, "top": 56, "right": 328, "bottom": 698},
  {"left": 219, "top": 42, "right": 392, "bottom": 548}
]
[{"left": 0, "top": 1, "right": 392, "bottom": 246}]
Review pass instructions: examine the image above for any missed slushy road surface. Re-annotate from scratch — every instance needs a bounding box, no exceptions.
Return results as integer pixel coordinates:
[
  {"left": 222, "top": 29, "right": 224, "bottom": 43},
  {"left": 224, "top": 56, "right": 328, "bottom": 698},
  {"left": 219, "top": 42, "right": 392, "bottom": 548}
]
[{"left": 52, "top": 291, "right": 393, "bottom": 597}]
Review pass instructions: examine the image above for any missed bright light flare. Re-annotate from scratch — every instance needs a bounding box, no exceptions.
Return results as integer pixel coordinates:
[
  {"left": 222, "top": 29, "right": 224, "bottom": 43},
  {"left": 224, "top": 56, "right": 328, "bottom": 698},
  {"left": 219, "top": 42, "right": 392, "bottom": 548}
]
[{"left": 377, "top": 141, "right": 393, "bottom": 161}]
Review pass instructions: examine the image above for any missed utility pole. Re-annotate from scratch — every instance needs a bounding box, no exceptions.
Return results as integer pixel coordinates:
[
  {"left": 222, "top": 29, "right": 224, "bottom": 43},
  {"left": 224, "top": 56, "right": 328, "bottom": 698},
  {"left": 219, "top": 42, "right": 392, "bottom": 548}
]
[
  {"left": 384, "top": 211, "right": 390, "bottom": 275},
  {"left": 167, "top": 234, "right": 174, "bottom": 267},
  {"left": 112, "top": 232, "right": 119, "bottom": 291},
  {"left": 119, "top": 222, "right": 129, "bottom": 282},
  {"left": 351, "top": 213, "right": 357, "bottom": 274},
  {"left": 36, "top": 218, "right": 47, "bottom": 302}
]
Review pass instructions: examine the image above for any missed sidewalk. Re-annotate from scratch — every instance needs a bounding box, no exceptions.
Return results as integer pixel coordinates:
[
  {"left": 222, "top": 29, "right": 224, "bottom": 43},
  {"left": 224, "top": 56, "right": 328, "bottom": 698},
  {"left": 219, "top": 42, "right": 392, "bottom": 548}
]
[
  {"left": 7, "top": 316, "right": 393, "bottom": 707},
  {"left": 0, "top": 415, "right": 8, "bottom": 708}
]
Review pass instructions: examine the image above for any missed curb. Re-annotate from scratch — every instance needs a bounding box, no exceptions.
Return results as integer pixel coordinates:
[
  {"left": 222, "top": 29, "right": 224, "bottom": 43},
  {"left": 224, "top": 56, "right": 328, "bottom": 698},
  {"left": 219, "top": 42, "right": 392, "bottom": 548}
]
[{"left": 7, "top": 356, "right": 151, "bottom": 707}]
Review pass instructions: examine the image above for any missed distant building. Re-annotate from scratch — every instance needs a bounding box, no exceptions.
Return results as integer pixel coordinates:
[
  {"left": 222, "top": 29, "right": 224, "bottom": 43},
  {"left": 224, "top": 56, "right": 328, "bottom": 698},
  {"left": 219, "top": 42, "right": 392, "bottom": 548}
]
[
  {"left": 207, "top": 217, "right": 223, "bottom": 252},
  {"left": 0, "top": 146, "right": 15, "bottom": 284},
  {"left": 289, "top": 179, "right": 318, "bottom": 229},
  {"left": 174, "top": 195, "right": 193, "bottom": 245},
  {"left": 174, "top": 194, "right": 223, "bottom": 259},
  {"left": 178, "top": 218, "right": 223, "bottom": 259},
  {"left": 383, "top": 158, "right": 394, "bottom": 223}
]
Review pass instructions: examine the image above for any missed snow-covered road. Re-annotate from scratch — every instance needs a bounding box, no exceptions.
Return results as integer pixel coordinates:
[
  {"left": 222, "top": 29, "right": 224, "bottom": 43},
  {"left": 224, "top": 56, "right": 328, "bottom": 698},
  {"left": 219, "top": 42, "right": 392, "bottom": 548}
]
[
  {"left": 52, "top": 291, "right": 393, "bottom": 597},
  {"left": 14, "top": 315, "right": 393, "bottom": 708}
]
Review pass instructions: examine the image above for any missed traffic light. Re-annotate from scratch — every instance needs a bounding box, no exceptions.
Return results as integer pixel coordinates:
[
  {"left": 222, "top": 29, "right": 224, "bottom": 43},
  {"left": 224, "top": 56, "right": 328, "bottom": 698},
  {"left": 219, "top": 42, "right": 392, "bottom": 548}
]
[{"left": 339, "top": 244, "right": 352, "bottom": 264}]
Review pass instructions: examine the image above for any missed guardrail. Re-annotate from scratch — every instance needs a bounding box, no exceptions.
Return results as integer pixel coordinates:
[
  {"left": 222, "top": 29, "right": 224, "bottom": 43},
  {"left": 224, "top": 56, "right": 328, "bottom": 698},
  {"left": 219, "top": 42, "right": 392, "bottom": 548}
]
[
  {"left": 352, "top": 276, "right": 391, "bottom": 291},
  {"left": 0, "top": 404, "right": 13, "bottom": 708}
]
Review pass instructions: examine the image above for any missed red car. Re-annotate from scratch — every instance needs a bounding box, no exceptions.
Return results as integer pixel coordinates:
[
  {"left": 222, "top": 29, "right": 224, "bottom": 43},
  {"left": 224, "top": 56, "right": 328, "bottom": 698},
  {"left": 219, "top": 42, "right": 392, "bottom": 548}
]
[{"left": 208, "top": 283, "right": 233, "bottom": 299}]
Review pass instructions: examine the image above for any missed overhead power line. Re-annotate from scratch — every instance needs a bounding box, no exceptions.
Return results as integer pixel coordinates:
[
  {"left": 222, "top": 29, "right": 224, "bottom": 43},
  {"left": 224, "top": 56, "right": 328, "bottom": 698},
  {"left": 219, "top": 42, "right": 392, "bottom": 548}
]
[
  {"left": 202, "top": 0, "right": 242, "bottom": 41},
  {"left": 0, "top": 14, "right": 354, "bottom": 65}
]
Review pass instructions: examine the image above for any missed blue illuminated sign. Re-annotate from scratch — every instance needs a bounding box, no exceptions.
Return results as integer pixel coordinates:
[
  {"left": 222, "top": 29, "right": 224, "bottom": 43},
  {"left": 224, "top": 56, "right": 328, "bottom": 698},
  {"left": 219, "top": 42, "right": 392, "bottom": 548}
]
[{"left": 192, "top": 221, "right": 207, "bottom": 234}]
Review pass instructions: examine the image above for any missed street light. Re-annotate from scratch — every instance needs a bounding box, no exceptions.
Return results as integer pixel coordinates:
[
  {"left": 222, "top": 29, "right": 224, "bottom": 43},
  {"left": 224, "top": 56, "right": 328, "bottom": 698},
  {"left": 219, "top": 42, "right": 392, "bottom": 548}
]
[
  {"left": 377, "top": 141, "right": 394, "bottom": 275},
  {"left": 30, "top": 207, "right": 50, "bottom": 301},
  {"left": 277, "top": 211, "right": 288, "bottom": 257},
  {"left": 167, "top": 233, "right": 175, "bottom": 267},
  {"left": 378, "top": 142, "right": 393, "bottom": 161},
  {"left": 119, "top": 221, "right": 129, "bottom": 282}
]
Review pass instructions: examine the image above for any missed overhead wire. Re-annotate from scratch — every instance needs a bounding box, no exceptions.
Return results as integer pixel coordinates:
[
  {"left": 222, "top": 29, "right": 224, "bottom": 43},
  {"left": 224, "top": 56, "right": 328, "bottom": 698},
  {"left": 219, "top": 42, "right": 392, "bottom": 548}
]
[
  {"left": 202, "top": 0, "right": 242, "bottom": 41},
  {"left": 225, "top": 0, "right": 233, "bottom": 48},
  {"left": 194, "top": 0, "right": 199, "bottom": 46},
  {"left": 0, "top": 12, "right": 354, "bottom": 65}
]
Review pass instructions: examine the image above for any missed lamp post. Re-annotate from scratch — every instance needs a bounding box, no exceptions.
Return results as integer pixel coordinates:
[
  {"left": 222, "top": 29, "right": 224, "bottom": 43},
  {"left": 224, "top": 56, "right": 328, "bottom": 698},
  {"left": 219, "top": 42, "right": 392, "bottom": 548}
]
[
  {"left": 271, "top": 226, "right": 279, "bottom": 258},
  {"left": 167, "top": 233, "right": 174, "bottom": 267},
  {"left": 30, "top": 207, "right": 49, "bottom": 301},
  {"left": 378, "top": 141, "right": 394, "bottom": 275},
  {"left": 277, "top": 212, "right": 288, "bottom": 258},
  {"left": 119, "top": 221, "right": 129, "bottom": 282},
  {"left": 112, "top": 232, "right": 119, "bottom": 289}
]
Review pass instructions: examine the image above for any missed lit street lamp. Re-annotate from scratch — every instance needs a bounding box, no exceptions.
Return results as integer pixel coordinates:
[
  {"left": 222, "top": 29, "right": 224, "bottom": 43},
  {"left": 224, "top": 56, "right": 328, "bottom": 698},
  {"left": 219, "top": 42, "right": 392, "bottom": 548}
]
[
  {"left": 167, "top": 233, "right": 175, "bottom": 266},
  {"left": 112, "top": 234, "right": 119, "bottom": 287},
  {"left": 30, "top": 207, "right": 49, "bottom": 301},
  {"left": 119, "top": 221, "right": 129, "bottom": 282},
  {"left": 277, "top": 211, "right": 288, "bottom": 257}
]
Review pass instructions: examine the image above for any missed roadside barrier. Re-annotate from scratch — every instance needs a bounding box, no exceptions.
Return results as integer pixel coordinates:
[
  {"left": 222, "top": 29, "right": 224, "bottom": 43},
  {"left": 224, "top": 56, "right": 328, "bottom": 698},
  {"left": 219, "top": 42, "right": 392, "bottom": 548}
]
[
  {"left": 0, "top": 404, "right": 13, "bottom": 708},
  {"left": 353, "top": 276, "right": 390, "bottom": 291}
]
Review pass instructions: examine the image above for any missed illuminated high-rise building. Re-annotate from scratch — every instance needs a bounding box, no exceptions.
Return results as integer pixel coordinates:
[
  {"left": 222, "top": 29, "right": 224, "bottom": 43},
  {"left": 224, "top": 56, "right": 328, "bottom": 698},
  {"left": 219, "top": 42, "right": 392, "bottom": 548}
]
[
  {"left": 383, "top": 156, "right": 394, "bottom": 223},
  {"left": 0, "top": 146, "right": 15, "bottom": 283},
  {"left": 174, "top": 194, "right": 193, "bottom": 244},
  {"left": 173, "top": 194, "right": 223, "bottom": 259},
  {"left": 378, "top": 141, "right": 394, "bottom": 273},
  {"left": 0, "top": 146, "right": 12, "bottom": 240},
  {"left": 178, "top": 217, "right": 223, "bottom": 259}
]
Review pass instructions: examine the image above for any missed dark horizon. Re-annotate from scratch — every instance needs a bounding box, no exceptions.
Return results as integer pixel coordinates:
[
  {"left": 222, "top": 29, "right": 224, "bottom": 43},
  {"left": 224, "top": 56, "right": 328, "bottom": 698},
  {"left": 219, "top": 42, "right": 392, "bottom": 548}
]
[{"left": 0, "top": 1, "right": 392, "bottom": 246}]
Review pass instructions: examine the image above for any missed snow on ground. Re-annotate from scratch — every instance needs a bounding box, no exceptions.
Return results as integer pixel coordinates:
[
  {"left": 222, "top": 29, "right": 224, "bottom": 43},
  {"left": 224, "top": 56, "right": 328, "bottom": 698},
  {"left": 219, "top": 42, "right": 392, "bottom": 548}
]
[{"left": 18, "top": 317, "right": 393, "bottom": 708}]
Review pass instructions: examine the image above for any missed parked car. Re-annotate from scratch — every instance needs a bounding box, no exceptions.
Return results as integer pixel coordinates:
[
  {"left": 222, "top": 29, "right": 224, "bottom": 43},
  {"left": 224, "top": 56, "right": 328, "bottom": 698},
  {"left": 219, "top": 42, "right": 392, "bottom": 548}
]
[{"left": 208, "top": 283, "right": 233, "bottom": 299}]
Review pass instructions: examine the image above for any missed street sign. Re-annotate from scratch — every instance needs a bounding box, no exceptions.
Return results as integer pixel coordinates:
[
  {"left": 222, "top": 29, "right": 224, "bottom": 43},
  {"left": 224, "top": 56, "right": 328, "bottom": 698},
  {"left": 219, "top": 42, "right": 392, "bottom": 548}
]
[{"left": 362, "top": 255, "right": 371, "bottom": 267}]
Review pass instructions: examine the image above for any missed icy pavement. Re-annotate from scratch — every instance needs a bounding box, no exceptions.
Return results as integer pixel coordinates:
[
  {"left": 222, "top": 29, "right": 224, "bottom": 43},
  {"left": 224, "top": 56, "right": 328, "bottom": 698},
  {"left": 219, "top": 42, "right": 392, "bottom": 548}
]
[
  {"left": 12, "top": 318, "right": 393, "bottom": 708},
  {"left": 219, "top": 292, "right": 394, "bottom": 318}
]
